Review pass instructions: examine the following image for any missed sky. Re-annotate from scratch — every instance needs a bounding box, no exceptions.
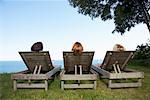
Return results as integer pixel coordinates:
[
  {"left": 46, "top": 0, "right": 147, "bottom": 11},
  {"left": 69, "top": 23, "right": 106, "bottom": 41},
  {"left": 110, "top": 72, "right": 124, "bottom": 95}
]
[{"left": 0, "top": 0, "right": 149, "bottom": 61}]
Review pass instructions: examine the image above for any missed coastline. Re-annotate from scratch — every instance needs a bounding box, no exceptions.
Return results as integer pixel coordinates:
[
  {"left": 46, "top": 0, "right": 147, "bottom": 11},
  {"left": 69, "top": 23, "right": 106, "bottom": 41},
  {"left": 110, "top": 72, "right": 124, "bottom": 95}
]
[{"left": 0, "top": 59, "right": 102, "bottom": 73}]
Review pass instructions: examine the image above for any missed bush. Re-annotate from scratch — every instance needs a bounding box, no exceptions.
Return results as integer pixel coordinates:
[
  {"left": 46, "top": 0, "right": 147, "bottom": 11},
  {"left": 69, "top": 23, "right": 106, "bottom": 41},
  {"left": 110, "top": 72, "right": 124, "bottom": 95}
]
[
  {"left": 133, "top": 40, "right": 150, "bottom": 66},
  {"left": 131, "top": 59, "right": 150, "bottom": 66}
]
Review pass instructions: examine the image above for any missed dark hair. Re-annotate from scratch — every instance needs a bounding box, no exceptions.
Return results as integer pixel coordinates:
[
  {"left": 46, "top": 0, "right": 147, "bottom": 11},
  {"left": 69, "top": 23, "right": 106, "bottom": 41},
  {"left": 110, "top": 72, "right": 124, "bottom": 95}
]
[{"left": 31, "top": 42, "right": 43, "bottom": 52}]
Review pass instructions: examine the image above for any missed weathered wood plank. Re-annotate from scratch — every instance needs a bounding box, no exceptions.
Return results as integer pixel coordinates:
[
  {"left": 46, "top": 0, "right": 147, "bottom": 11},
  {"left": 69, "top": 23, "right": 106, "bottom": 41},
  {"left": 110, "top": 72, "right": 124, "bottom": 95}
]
[
  {"left": 46, "top": 66, "right": 61, "bottom": 78},
  {"left": 117, "top": 65, "right": 121, "bottom": 73},
  {"left": 94, "top": 81, "right": 97, "bottom": 90},
  {"left": 13, "top": 80, "right": 17, "bottom": 91},
  {"left": 91, "top": 65, "right": 110, "bottom": 78},
  {"left": 33, "top": 65, "right": 38, "bottom": 74},
  {"left": 124, "top": 68, "right": 139, "bottom": 72},
  {"left": 90, "top": 69, "right": 99, "bottom": 76},
  {"left": 79, "top": 65, "right": 82, "bottom": 75},
  {"left": 63, "top": 84, "right": 95, "bottom": 89},
  {"left": 60, "top": 70, "right": 66, "bottom": 77},
  {"left": 113, "top": 64, "right": 118, "bottom": 73},
  {"left": 108, "top": 82, "right": 142, "bottom": 88},
  {"left": 61, "top": 81, "right": 64, "bottom": 90},
  {"left": 12, "top": 74, "right": 48, "bottom": 80},
  {"left": 60, "top": 74, "right": 97, "bottom": 80},
  {"left": 121, "top": 52, "right": 133, "bottom": 69},
  {"left": 45, "top": 80, "right": 48, "bottom": 91},
  {"left": 37, "top": 65, "right": 42, "bottom": 74},
  {"left": 15, "top": 70, "right": 30, "bottom": 74},
  {"left": 110, "top": 72, "right": 144, "bottom": 79},
  {"left": 16, "top": 83, "right": 46, "bottom": 88},
  {"left": 75, "top": 65, "right": 77, "bottom": 75}
]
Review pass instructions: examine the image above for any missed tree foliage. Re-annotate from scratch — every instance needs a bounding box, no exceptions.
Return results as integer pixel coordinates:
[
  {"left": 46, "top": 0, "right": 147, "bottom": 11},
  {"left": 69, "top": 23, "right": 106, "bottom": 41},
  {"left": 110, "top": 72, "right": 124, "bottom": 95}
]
[
  {"left": 69, "top": 0, "right": 150, "bottom": 34},
  {"left": 133, "top": 40, "right": 150, "bottom": 66},
  {"left": 135, "top": 40, "right": 150, "bottom": 59}
]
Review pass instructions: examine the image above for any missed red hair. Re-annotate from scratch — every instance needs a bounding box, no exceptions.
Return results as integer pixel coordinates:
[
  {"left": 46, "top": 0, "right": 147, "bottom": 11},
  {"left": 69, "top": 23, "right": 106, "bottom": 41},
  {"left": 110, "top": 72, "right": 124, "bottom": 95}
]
[{"left": 72, "top": 42, "right": 83, "bottom": 55}]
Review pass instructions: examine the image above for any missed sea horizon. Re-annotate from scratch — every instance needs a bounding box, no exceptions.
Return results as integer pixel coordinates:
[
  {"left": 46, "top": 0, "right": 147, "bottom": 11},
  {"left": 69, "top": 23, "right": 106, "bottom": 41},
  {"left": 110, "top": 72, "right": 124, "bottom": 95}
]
[{"left": 0, "top": 59, "right": 102, "bottom": 73}]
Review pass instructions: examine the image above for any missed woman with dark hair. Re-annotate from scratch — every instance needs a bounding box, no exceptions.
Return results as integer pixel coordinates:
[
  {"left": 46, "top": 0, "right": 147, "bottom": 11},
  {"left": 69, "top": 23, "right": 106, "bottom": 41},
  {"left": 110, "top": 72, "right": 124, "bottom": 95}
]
[{"left": 31, "top": 42, "right": 43, "bottom": 52}]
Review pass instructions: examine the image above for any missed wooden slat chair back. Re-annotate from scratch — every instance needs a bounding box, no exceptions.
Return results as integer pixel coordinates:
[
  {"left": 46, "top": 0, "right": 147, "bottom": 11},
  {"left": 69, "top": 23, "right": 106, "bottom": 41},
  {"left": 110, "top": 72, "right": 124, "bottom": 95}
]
[
  {"left": 101, "top": 51, "right": 134, "bottom": 71},
  {"left": 19, "top": 51, "right": 54, "bottom": 73},
  {"left": 63, "top": 51, "right": 94, "bottom": 73}
]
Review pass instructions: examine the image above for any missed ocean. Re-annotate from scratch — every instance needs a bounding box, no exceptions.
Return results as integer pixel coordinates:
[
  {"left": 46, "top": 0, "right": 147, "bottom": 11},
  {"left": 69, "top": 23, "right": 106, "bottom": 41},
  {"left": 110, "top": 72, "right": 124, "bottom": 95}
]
[{"left": 0, "top": 60, "right": 101, "bottom": 73}]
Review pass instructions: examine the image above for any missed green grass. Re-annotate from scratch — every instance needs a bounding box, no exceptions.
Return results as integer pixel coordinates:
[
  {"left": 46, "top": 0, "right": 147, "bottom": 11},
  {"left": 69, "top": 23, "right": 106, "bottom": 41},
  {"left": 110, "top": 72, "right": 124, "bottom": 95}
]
[{"left": 0, "top": 64, "right": 150, "bottom": 100}]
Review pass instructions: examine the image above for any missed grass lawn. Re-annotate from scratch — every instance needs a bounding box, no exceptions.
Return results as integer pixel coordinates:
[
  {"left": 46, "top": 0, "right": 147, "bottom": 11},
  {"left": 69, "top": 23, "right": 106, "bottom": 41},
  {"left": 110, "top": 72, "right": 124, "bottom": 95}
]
[{"left": 0, "top": 64, "right": 150, "bottom": 100}]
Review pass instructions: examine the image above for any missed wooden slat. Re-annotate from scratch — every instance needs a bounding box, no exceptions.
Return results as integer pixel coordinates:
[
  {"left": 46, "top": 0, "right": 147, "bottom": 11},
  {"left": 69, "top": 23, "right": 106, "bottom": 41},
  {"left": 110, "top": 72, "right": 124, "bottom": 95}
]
[
  {"left": 109, "top": 82, "right": 142, "bottom": 88},
  {"left": 45, "top": 80, "right": 48, "bottom": 91},
  {"left": 60, "top": 74, "right": 97, "bottom": 80},
  {"left": 94, "top": 81, "right": 97, "bottom": 89},
  {"left": 121, "top": 52, "right": 133, "bottom": 69},
  {"left": 117, "top": 65, "right": 121, "bottom": 73},
  {"left": 101, "top": 52, "right": 112, "bottom": 68},
  {"left": 16, "top": 83, "right": 46, "bottom": 88},
  {"left": 60, "top": 70, "right": 66, "bottom": 77},
  {"left": 13, "top": 80, "right": 17, "bottom": 91},
  {"left": 61, "top": 81, "right": 64, "bottom": 90},
  {"left": 15, "top": 70, "right": 30, "bottom": 74},
  {"left": 91, "top": 65, "right": 110, "bottom": 78},
  {"left": 12, "top": 74, "right": 48, "bottom": 80},
  {"left": 37, "top": 65, "right": 42, "bottom": 74},
  {"left": 113, "top": 64, "right": 118, "bottom": 73},
  {"left": 90, "top": 69, "right": 99, "bottom": 75},
  {"left": 63, "top": 84, "right": 95, "bottom": 89},
  {"left": 109, "top": 72, "right": 144, "bottom": 79},
  {"left": 46, "top": 66, "right": 61, "bottom": 78},
  {"left": 75, "top": 65, "right": 77, "bottom": 75},
  {"left": 33, "top": 65, "right": 38, "bottom": 74},
  {"left": 79, "top": 65, "right": 82, "bottom": 75},
  {"left": 124, "top": 68, "right": 138, "bottom": 72}
]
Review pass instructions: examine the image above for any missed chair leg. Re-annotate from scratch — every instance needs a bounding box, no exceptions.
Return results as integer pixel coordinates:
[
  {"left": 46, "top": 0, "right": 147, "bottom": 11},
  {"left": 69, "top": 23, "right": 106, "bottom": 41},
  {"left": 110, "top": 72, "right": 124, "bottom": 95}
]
[
  {"left": 28, "top": 79, "right": 31, "bottom": 84},
  {"left": 108, "top": 80, "right": 112, "bottom": 88},
  {"left": 45, "top": 80, "right": 48, "bottom": 91},
  {"left": 94, "top": 80, "right": 97, "bottom": 89},
  {"left": 61, "top": 81, "right": 64, "bottom": 90},
  {"left": 13, "top": 80, "right": 17, "bottom": 91},
  {"left": 138, "top": 78, "right": 142, "bottom": 86}
]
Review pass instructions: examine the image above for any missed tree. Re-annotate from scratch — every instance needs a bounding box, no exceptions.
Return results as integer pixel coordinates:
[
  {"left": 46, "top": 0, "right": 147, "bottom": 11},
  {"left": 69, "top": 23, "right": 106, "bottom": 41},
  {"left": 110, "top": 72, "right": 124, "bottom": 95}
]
[
  {"left": 133, "top": 40, "right": 150, "bottom": 66},
  {"left": 68, "top": 0, "right": 150, "bottom": 34},
  {"left": 135, "top": 40, "right": 150, "bottom": 59}
]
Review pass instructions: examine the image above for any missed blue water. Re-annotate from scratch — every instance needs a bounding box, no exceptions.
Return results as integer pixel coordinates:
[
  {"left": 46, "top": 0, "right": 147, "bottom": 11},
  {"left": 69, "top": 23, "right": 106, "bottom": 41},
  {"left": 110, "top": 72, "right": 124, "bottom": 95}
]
[{"left": 0, "top": 60, "right": 102, "bottom": 73}]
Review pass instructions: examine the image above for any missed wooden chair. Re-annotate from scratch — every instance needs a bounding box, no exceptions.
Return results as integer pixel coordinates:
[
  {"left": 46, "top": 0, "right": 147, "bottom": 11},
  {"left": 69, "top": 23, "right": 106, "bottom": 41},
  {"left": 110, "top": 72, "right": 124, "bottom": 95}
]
[
  {"left": 60, "top": 51, "right": 97, "bottom": 90},
  {"left": 11, "top": 51, "right": 61, "bottom": 91},
  {"left": 92, "top": 51, "right": 144, "bottom": 88}
]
